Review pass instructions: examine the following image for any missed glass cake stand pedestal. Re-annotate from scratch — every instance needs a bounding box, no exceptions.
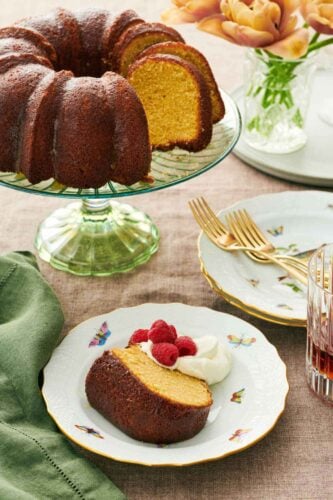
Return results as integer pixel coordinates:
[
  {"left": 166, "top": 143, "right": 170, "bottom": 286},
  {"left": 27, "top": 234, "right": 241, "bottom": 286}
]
[{"left": 0, "top": 91, "right": 240, "bottom": 277}]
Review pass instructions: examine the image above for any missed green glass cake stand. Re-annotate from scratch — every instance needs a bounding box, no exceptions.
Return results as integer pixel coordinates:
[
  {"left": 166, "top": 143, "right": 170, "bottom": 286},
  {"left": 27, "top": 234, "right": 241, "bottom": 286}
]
[{"left": 0, "top": 90, "right": 241, "bottom": 276}]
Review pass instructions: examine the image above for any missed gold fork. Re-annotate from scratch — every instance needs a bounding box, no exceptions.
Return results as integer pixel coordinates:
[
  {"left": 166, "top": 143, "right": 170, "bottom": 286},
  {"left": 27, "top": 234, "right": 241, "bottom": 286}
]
[
  {"left": 225, "top": 209, "right": 308, "bottom": 274},
  {"left": 189, "top": 197, "right": 307, "bottom": 285}
]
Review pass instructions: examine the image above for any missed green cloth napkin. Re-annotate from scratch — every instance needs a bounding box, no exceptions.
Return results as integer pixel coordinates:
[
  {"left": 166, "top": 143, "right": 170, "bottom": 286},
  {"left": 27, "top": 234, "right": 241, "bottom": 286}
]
[{"left": 0, "top": 252, "right": 125, "bottom": 500}]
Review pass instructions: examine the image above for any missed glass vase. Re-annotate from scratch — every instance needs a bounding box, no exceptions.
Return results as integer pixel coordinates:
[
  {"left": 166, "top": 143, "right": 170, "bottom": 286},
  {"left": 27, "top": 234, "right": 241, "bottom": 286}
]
[{"left": 243, "top": 49, "right": 317, "bottom": 154}]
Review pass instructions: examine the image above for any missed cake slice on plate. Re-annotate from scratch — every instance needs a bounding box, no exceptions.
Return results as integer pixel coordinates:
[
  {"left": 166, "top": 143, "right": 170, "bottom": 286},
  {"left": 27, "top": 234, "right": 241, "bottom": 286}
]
[{"left": 86, "top": 344, "right": 213, "bottom": 444}]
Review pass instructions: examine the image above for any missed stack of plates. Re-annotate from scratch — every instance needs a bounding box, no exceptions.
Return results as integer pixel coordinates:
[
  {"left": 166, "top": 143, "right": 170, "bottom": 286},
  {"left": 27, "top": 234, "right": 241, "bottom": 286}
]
[{"left": 199, "top": 191, "right": 333, "bottom": 327}]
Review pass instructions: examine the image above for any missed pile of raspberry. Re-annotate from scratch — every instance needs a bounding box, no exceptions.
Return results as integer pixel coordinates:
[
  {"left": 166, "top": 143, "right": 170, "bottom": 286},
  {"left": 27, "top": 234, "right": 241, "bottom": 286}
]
[{"left": 129, "top": 319, "right": 197, "bottom": 367}]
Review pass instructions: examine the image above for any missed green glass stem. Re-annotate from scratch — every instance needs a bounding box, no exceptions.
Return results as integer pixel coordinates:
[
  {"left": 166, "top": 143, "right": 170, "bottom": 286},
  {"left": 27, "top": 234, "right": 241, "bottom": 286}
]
[{"left": 35, "top": 199, "right": 160, "bottom": 276}]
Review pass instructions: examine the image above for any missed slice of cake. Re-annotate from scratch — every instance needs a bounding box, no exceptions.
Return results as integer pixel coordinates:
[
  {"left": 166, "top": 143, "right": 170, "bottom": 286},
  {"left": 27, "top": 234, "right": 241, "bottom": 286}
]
[
  {"left": 127, "top": 54, "right": 212, "bottom": 152},
  {"left": 112, "top": 22, "right": 184, "bottom": 76},
  {"left": 138, "top": 41, "right": 225, "bottom": 124},
  {"left": 86, "top": 345, "right": 213, "bottom": 443},
  {"left": 101, "top": 10, "right": 144, "bottom": 73}
]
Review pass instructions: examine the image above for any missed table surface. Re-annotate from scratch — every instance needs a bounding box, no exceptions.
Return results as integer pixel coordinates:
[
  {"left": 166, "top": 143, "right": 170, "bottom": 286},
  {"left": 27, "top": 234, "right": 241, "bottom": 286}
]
[{"left": 0, "top": 1, "right": 332, "bottom": 499}]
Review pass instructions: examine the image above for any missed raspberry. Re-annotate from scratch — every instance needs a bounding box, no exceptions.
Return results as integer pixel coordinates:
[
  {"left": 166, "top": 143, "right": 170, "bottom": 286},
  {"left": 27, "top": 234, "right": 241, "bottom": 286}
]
[
  {"left": 129, "top": 328, "right": 149, "bottom": 345},
  {"left": 149, "top": 325, "right": 174, "bottom": 344},
  {"left": 148, "top": 320, "right": 177, "bottom": 344},
  {"left": 151, "top": 320, "right": 178, "bottom": 340},
  {"left": 175, "top": 336, "right": 197, "bottom": 356},
  {"left": 169, "top": 325, "right": 177, "bottom": 341},
  {"left": 151, "top": 319, "right": 169, "bottom": 330},
  {"left": 152, "top": 343, "right": 179, "bottom": 366}
]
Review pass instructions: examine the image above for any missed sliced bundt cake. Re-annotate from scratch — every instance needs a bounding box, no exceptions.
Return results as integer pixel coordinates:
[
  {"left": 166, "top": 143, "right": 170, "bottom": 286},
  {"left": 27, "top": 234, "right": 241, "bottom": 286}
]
[
  {"left": 138, "top": 41, "right": 225, "bottom": 123},
  {"left": 112, "top": 22, "right": 185, "bottom": 76},
  {"left": 86, "top": 345, "right": 212, "bottom": 443},
  {"left": 0, "top": 8, "right": 223, "bottom": 188},
  {"left": 128, "top": 54, "right": 212, "bottom": 151}
]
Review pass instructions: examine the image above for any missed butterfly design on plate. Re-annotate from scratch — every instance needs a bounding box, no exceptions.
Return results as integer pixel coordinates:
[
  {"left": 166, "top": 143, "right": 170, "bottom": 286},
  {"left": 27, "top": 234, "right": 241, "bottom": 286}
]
[
  {"left": 231, "top": 388, "right": 245, "bottom": 404},
  {"left": 267, "top": 226, "right": 283, "bottom": 236},
  {"left": 227, "top": 335, "right": 256, "bottom": 348},
  {"left": 89, "top": 321, "right": 111, "bottom": 347},
  {"left": 75, "top": 425, "right": 104, "bottom": 439},
  {"left": 229, "top": 428, "right": 251, "bottom": 442},
  {"left": 247, "top": 278, "right": 260, "bottom": 288}
]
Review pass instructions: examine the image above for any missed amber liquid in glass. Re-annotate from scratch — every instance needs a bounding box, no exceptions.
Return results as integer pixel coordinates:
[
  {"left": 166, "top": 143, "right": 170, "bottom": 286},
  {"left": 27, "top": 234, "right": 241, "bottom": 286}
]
[{"left": 311, "top": 342, "right": 333, "bottom": 381}]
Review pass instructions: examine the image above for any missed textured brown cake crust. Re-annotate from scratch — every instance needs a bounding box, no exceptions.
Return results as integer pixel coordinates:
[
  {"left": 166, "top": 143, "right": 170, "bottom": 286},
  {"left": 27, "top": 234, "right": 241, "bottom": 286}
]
[
  {"left": 0, "top": 52, "right": 52, "bottom": 73},
  {"left": 102, "top": 72, "right": 151, "bottom": 185},
  {"left": 75, "top": 9, "right": 109, "bottom": 76},
  {"left": 0, "top": 26, "right": 57, "bottom": 63},
  {"left": 128, "top": 54, "right": 213, "bottom": 152},
  {"left": 112, "top": 22, "right": 185, "bottom": 75},
  {"left": 139, "top": 41, "right": 225, "bottom": 124},
  {"left": 101, "top": 10, "right": 143, "bottom": 72},
  {"left": 53, "top": 76, "right": 115, "bottom": 189},
  {"left": 85, "top": 349, "right": 212, "bottom": 444},
  {"left": 20, "top": 70, "right": 72, "bottom": 183},
  {"left": 0, "top": 63, "right": 51, "bottom": 172},
  {"left": 17, "top": 8, "right": 82, "bottom": 73}
]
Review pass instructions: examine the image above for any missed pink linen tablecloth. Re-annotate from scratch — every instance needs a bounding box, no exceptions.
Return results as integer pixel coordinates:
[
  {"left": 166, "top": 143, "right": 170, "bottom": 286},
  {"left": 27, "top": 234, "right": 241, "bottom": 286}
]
[{"left": 0, "top": 1, "right": 332, "bottom": 498}]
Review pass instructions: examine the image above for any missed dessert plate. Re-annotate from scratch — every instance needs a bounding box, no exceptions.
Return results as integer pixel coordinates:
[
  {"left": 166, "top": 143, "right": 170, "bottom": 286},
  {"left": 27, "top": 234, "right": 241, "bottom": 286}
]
[
  {"left": 199, "top": 191, "right": 333, "bottom": 327},
  {"left": 42, "top": 303, "right": 288, "bottom": 466},
  {"left": 232, "top": 68, "right": 333, "bottom": 187}
]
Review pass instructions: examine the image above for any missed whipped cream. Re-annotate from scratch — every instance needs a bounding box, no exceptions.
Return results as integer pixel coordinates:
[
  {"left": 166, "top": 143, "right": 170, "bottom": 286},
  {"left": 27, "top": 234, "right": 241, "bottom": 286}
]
[{"left": 139, "top": 335, "right": 232, "bottom": 385}]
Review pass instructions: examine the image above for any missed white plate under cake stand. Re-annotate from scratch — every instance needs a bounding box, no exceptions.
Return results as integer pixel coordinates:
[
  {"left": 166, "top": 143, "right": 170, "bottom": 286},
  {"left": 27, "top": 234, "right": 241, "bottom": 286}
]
[{"left": 232, "top": 68, "right": 333, "bottom": 187}]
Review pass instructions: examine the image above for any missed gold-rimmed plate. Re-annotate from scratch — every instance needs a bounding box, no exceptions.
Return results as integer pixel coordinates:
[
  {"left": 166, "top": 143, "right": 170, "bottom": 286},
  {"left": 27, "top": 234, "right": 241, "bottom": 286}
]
[
  {"left": 198, "top": 191, "right": 333, "bottom": 327},
  {"left": 42, "top": 303, "right": 288, "bottom": 466}
]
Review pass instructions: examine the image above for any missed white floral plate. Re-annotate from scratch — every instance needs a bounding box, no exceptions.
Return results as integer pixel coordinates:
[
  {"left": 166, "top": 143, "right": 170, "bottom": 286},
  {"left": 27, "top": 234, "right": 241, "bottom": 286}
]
[
  {"left": 42, "top": 303, "right": 288, "bottom": 466},
  {"left": 199, "top": 191, "right": 333, "bottom": 327}
]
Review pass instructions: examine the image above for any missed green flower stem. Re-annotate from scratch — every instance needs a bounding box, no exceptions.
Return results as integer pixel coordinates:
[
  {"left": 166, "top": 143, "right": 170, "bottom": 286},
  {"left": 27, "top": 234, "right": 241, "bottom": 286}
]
[
  {"left": 309, "top": 32, "right": 320, "bottom": 45},
  {"left": 307, "top": 37, "right": 333, "bottom": 54},
  {"left": 246, "top": 50, "right": 305, "bottom": 135}
]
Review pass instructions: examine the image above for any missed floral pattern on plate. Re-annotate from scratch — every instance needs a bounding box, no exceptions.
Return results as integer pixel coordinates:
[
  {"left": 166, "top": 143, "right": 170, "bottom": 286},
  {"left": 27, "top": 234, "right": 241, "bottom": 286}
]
[
  {"left": 75, "top": 425, "right": 104, "bottom": 439},
  {"left": 267, "top": 226, "right": 284, "bottom": 236},
  {"left": 227, "top": 335, "right": 256, "bottom": 348},
  {"left": 88, "top": 321, "right": 111, "bottom": 347},
  {"left": 229, "top": 429, "right": 252, "bottom": 443},
  {"left": 231, "top": 389, "right": 245, "bottom": 404}
]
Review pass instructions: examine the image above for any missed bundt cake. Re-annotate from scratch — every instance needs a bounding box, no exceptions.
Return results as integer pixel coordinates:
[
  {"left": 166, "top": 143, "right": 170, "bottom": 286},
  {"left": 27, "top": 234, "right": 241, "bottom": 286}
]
[
  {"left": 128, "top": 54, "right": 212, "bottom": 151},
  {"left": 0, "top": 8, "right": 224, "bottom": 188},
  {"left": 85, "top": 345, "right": 213, "bottom": 444},
  {"left": 138, "top": 41, "right": 225, "bottom": 124}
]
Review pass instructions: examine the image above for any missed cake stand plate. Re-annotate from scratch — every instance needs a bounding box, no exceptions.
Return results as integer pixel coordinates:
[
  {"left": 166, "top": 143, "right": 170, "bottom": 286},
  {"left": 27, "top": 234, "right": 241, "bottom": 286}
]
[{"left": 0, "top": 90, "right": 240, "bottom": 276}]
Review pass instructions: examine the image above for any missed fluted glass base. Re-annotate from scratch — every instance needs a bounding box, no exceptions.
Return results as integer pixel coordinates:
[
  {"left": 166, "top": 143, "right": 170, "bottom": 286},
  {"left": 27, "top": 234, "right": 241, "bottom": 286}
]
[
  {"left": 306, "top": 365, "right": 333, "bottom": 405},
  {"left": 35, "top": 199, "right": 159, "bottom": 276}
]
